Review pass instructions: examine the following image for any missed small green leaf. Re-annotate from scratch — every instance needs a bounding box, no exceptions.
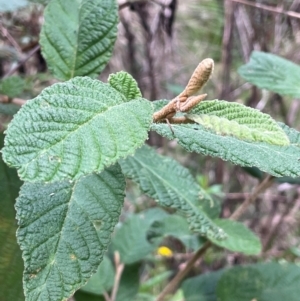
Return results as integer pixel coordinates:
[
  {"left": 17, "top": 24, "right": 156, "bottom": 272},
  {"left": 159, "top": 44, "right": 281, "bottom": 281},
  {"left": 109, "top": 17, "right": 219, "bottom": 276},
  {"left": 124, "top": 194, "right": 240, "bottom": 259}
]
[
  {"left": 0, "top": 76, "right": 25, "bottom": 98},
  {"left": 108, "top": 72, "right": 142, "bottom": 100},
  {"left": 187, "top": 100, "right": 289, "bottom": 146},
  {"left": 80, "top": 256, "right": 115, "bottom": 296},
  {"left": 151, "top": 120, "right": 300, "bottom": 178},
  {"left": 112, "top": 214, "right": 157, "bottom": 264},
  {"left": 40, "top": 0, "right": 118, "bottom": 80},
  {"left": 0, "top": 133, "right": 24, "bottom": 301},
  {"left": 0, "top": 103, "right": 20, "bottom": 115},
  {"left": 16, "top": 164, "right": 125, "bottom": 301},
  {"left": 209, "top": 219, "right": 261, "bottom": 255},
  {"left": 3, "top": 77, "right": 153, "bottom": 182},
  {"left": 238, "top": 51, "right": 300, "bottom": 97},
  {"left": 0, "top": 0, "right": 27, "bottom": 12},
  {"left": 120, "top": 145, "right": 226, "bottom": 240}
]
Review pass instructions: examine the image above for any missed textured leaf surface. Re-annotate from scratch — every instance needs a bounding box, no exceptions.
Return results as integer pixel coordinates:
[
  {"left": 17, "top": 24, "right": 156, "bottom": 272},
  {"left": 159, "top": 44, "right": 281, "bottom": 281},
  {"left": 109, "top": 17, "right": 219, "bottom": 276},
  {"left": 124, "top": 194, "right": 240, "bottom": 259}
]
[
  {"left": 0, "top": 133, "right": 24, "bottom": 301},
  {"left": 216, "top": 263, "right": 300, "bottom": 301},
  {"left": 120, "top": 145, "right": 226, "bottom": 240},
  {"left": 0, "top": 0, "right": 27, "bottom": 12},
  {"left": 0, "top": 75, "right": 25, "bottom": 98},
  {"left": 187, "top": 100, "right": 289, "bottom": 146},
  {"left": 3, "top": 77, "right": 153, "bottom": 182},
  {"left": 40, "top": 0, "right": 118, "bottom": 80},
  {"left": 238, "top": 51, "right": 300, "bottom": 97},
  {"left": 209, "top": 219, "right": 261, "bottom": 255},
  {"left": 80, "top": 256, "right": 114, "bottom": 296},
  {"left": 151, "top": 120, "right": 300, "bottom": 178},
  {"left": 108, "top": 72, "right": 142, "bottom": 100},
  {"left": 16, "top": 164, "right": 125, "bottom": 301}
]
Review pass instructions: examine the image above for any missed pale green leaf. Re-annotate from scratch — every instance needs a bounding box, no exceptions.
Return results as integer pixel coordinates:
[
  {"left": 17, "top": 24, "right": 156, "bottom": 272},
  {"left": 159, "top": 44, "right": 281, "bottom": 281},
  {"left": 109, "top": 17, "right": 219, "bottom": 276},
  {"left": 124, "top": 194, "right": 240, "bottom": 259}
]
[
  {"left": 108, "top": 71, "right": 142, "bottom": 100},
  {"left": 187, "top": 100, "right": 289, "bottom": 146},
  {"left": 3, "top": 77, "right": 153, "bottom": 182},
  {"left": 209, "top": 219, "right": 261, "bottom": 255},
  {"left": 216, "top": 263, "right": 300, "bottom": 301},
  {"left": 0, "top": 0, "right": 27, "bottom": 11},
  {"left": 0, "top": 133, "right": 24, "bottom": 301},
  {"left": 40, "top": 0, "right": 118, "bottom": 80},
  {"left": 238, "top": 51, "right": 300, "bottom": 97},
  {"left": 16, "top": 164, "right": 125, "bottom": 301},
  {"left": 119, "top": 145, "right": 226, "bottom": 240},
  {"left": 151, "top": 120, "right": 300, "bottom": 178},
  {"left": 80, "top": 256, "right": 114, "bottom": 296},
  {"left": 0, "top": 76, "right": 25, "bottom": 98}
]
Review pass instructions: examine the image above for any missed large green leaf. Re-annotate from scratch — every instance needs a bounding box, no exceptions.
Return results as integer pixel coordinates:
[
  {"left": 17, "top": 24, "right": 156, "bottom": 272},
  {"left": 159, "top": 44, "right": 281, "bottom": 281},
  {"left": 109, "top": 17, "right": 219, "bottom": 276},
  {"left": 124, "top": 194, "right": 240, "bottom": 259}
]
[
  {"left": 238, "top": 51, "right": 300, "bottom": 97},
  {"left": 0, "top": 133, "right": 24, "bottom": 301},
  {"left": 119, "top": 145, "right": 226, "bottom": 240},
  {"left": 40, "top": 0, "right": 118, "bottom": 80},
  {"left": 187, "top": 100, "right": 289, "bottom": 146},
  {"left": 3, "top": 77, "right": 153, "bottom": 182},
  {"left": 216, "top": 263, "right": 300, "bottom": 301},
  {"left": 16, "top": 164, "right": 125, "bottom": 301},
  {"left": 152, "top": 119, "right": 300, "bottom": 178},
  {"left": 209, "top": 219, "right": 261, "bottom": 255}
]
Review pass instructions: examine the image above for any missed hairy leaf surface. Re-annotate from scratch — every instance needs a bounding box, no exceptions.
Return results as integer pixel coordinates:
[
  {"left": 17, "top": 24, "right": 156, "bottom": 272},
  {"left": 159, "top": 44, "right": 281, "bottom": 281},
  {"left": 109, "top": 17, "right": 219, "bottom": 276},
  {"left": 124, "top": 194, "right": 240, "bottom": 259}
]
[
  {"left": 120, "top": 145, "right": 226, "bottom": 240},
  {"left": 16, "top": 164, "right": 125, "bottom": 301},
  {"left": 238, "top": 51, "right": 300, "bottom": 97},
  {"left": 187, "top": 100, "right": 289, "bottom": 146},
  {"left": 3, "top": 77, "right": 153, "bottom": 182},
  {"left": 40, "top": 0, "right": 118, "bottom": 80},
  {"left": 151, "top": 121, "right": 300, "bottom": 178},
  {"left": 108, "top": 71, "right": 142, "bottom": 100},
  {"left": 209, "top": 219, "right": 261, "bottom": 255}
]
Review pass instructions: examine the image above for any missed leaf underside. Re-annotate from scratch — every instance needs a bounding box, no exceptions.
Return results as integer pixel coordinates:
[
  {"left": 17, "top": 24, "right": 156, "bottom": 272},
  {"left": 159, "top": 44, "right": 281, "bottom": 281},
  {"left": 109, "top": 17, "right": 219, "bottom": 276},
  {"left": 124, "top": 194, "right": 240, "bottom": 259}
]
[
  {"left": 151, "top": 119, "right": 300, "bottom": 178},
  {"left": 120, "top": 145, "right": 226, "bottom": 240},
  {"left": 238, "top": 51, "right": 300, "bottom": 97},
  {"left": 16, "top": 164, "right": 125, "bottom": 301},
  {"left": 40, "top": 0, "right": 118, "bottom": 80},
  {"left": 3, "top": 77, "right": 153, "bottom": 182}
]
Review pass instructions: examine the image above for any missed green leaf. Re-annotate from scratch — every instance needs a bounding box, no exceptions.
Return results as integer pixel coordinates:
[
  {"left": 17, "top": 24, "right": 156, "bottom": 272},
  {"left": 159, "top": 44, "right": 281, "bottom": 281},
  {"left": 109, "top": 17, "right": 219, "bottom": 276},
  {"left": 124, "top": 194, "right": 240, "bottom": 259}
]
[
  {"left": 75, "top": 290, "right": 105, "bottom": 301},
  {"left": 112, "top": 214, "right": 157, "bottom": 264},
  {"left": 119, "top": 145, "right": 226, "bottom": 240},
  {"left": 216, "top": 263, "right": 300, "bottom": 301},
  {"left": 0, "top": 103, "right": 20, "bottom": 115},
  {"left": 80, "top": 256, "right": 114, "bottom": 296},
  {"left": 16, "top": 164, "right": 125, "bottom": 301},
  {"left": 40, "top": 0, "right": 118, "bottom": 80},
  {"left": 238, "top": 51, "right": 300, "bottom": 97},
  {"left": 187, "top": 100, "right": 289, "bottom": 146},
  {"left": 182, "top": 270, "right": 224, "bottom": 301},
  {"left": 108, "top": 72, "right": 142, "bottom": 100},
  {"left": 0, "top": 0, "right": 27, "bottom": 12},
  {"left": 151, "top": 120, "right": 300, "bottom": 178},
  {"left": 209, "top": 219, "right": 261, "bottom": 255},
  {"left": 116, "top": 263, "right": 141, "bottom": 301},
  {"left": 0, "top": 133, "right": 24, "bottom": 301},
  {"left": 0, "top": 76, "right": 25, "bottom": 98},
  {"left": 3, "top": 77, "right": 153, "bottom": 182}
]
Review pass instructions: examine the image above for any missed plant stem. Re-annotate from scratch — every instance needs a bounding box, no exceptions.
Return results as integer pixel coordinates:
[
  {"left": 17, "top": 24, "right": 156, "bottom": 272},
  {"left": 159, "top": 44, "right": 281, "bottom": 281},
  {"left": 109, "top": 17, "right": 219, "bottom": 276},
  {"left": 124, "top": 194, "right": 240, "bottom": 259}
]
[
  {"left": 155, "top": 174, "right": 274, "bottom": 301},
  {"left": 110, "top": 252, "right": 125, "bottom": 301}
]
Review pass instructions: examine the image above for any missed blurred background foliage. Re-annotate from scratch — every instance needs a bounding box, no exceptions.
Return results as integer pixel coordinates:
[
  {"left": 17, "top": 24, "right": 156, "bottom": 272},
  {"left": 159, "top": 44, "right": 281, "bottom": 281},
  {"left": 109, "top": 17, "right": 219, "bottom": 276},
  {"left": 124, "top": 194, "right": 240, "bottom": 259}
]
[{"left": 1, "top": 0, "right": 300, "bottom": 300}]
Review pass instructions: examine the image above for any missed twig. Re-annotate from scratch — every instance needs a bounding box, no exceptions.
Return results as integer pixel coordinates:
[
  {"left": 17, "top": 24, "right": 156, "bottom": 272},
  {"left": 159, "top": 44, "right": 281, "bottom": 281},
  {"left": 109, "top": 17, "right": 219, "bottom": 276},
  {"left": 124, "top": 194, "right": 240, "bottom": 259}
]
[
  {"left": 155, "top": 174, "right": 274, "bottom": 301},
  {"left": 3, "top": 45, "right": 40, "bottom": 78},
  {"left": 110, "top": 252, "right": 125, "bottom": 301},
  {"left": 229, "top": 175, "right": 274, "bottom": 220},
  {"left": 0, "top": 22, "right": 22, "bottom": 53},
  {"left": 230, "top": 0, "right": 300, "bottom": 19},
  {"left": 0, "top": 96, "right": 27, "bottom": 106}
]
